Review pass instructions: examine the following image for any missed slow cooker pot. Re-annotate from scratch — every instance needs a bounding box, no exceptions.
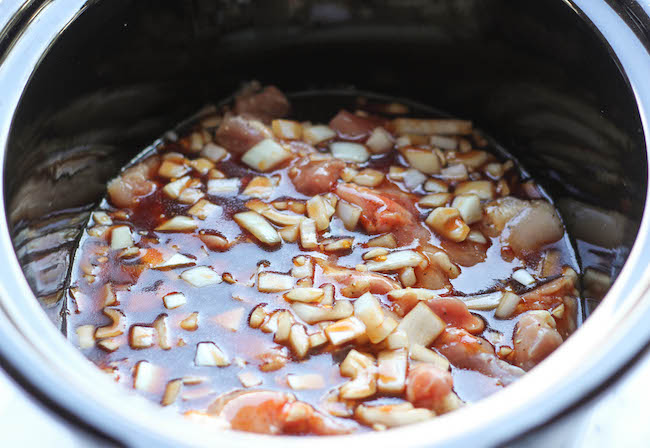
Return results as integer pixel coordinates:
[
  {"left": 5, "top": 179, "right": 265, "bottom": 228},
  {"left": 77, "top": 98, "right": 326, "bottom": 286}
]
[{"left": 1, "top": 0, "right": 649, "bottom": 446}]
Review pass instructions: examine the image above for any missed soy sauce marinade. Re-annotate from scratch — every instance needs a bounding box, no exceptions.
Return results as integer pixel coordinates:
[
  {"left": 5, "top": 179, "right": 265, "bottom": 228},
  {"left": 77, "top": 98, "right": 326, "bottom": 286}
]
[{"left": 67, "top": 83, "right": 580, "bottom": 434}]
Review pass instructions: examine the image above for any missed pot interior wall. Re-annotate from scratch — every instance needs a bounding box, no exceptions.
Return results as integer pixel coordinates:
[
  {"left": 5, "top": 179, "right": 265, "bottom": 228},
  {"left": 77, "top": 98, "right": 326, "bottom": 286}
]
[{"left": 5, "top": 0, "right": 646, "bottom": 327}]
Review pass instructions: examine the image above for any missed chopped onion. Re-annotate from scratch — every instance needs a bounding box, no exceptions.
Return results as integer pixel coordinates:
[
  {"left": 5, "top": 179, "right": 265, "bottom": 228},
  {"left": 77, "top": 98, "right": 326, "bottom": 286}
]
[
  {"left": 448, "top": 150, "right": 488, "bottom": 170},
  {"left": 354, "top": 292, "right": 385, "bottom": 328},
  {"left": 249, "top": 305, "right": 268, "bottom": 329},
  {"left": 307, "top": 195, "right": 334, "bottom": 231},
  {"left": 97, "top": 338, "right": 120, "bottom": 352},
  {"left": 388, "top": 288, "right": 439, "bottom": 302},
  {"left": 279, "top": 224, "right": 300, "bottom": 243},
  {"left": 291, "top": 300, "right": 353, "bottom": 324},
  {"left": 177, "top": 188, "right": 204, "bottom": 205},
  {"left": 299, "top": 218, "right": 318, "bottom": 250},
  {"left": 272, "top": 119, "right": 303, "bottom": 140},
  {"left": 303, "top": 125, "right": 336, "bottom": 145},
  {"left": 353, "top": 169, "right": 385, "bottom": 187},
  {"left": 336, "top": 200, "right": 362, "bottom": 231},
  {"left": 341, "top": 349, "right": 375, "bottom": 377},
  {"left": 322, "top": 238, "right": 354, "bottom": 252},
  {"left": 291, "top": 256, "right": 314, "bottom": 279},
  {"left": 495, "top": 291, "right": 521, "bottom": 319},
  {"left": 325, "top": 316, "right": 366, "bottom": 346},
  {"left": 419, "top": 193, "right": 452, "bottom": 208},
  {"left": 440, "top": 163, "right": 469, "bottom": 181},
  {"left": 399, "top": 267, "right": 417, "bottom": 287},
  {"left": 95, "top": 308, "right": 126, "bottom": 339},
  {"left": 457, "top": 291, "right": 503, "bottom": 310},
  {"left": 393, "top": 118, "right": 472, "bottom": 136},
  {"left": 365, "top": 250, "right": 425, "bottom": 272},
  {"left": 238, "top": 371, "right": 263, "bottom": 388},
  {"left": 366, "top": 127, "right": 394, "bottom": 153},
  {"left": 274, "top": 311, "right": 294, "bottom": 342},
  {"left": 213, "top": 307, "right": 245, "bottom": 332},
  {"left": 454, "top": 180, "right": 495, "bottom": 200},
  {"left": 467, "top": 230, "right": 487, "bottom": 244},
  {"left": 285, "top": 287, "right": 324, "bottom": 303},
  {"left": 110, "top": 226, "right": 133, "bottom": 250},
  {"left": 258, "top": 272, "right": 294, "bottom": 292},
  {"left": 377, "top": 349, "right": 407, "bottom": 394},
  {"left": 242, "top": 176, "right": 278, "bottom": 198},
  {"left": 430, "top": 135, "right": 458, "bottom": 151},
  {"left": 367, "top": 233, "right": 398, "bottom": 248},
  {"left": 308, "top": 331, "right": 328, "bottom": 349},
  {"left": 424, "top": 178, "right": 449, "bottom": 193},
  {"left": 130, "top": 325, "right": 154, "bottom": 349},
  {"left": 153, "top": 315, "right": 171, "bottom": 350},
  {"left": 366, "top": 316, "right": 399, "bottom": 344},
  {"left": 76, "top": 325, "right": 95, "bottom": 349},
  {"left": 513, "top": 269, "right": 536, "bottom": 286},
  {"left": 180, "top": 312, "right": 199, "bottom": 331},
  {"left": 425, "top": 207, "right": 470, "bottom": 242},
  {"left": 155, "top": 216, "right": 197, "bottom": 232},
  {"left": 133, "top": 361, "right": 160, "bottom": 392},
  {"left": 153, "top": 253, "right": 195, "bottom": 270},
  {"left": 189, "top": 157, "right": 215, "bottom": 175},
  {"left": 194, "top": 342, "right": 230, "bottom": 367},
  {"left": 363, "top": 248, "right": 389, "bottom": 260},
  {"left": 355, "top": 403, "right": 433, "bottom": 428},
  {"left": 397, "top": 302, "right": 446, "bottom": 347},
  {"left": 188, "top": 199, "right": 222, "bottom": 220},
  {"left": 161, "top": 379, "right": 182, "bottom": 406},
  {"left": 159, "top": 160, "right": 190, "bottom": 178},
  {"left": 402, "top": 169, "right": 427, "bottom": 190},
  {"left": 180, "top": 266, "right": 222, "bottom": 287},
  {"left": 385, "top": 329, "right": 409, "bottom": 350},
  {"left": 162, "top": 175, "right": 190, "bottom": 199},
  {"left": 201, "top": 143, "right": 228, "bottom": 162},
  {"left": 330, "top": 142, "right": 370, "bottom": 163},
  {"left": 287, "top": 374, "right": 326, "bottom": 390},
  {"left": 234, "top": 211, "right": 281, "bottom": 246},
  {"left": 452, "top": 194, "right": 482, "bottom": 225},
  {"left": 401, "top": 147, "right": 441, "bottom": 174},
  {"left": 242, "top": 139, "right": 292, "bottom": 172},
  {"left": 207, "top": 178, "right": 241, "bottom": 195},
  {"left": 410, "top": 344, "right": 450, "bottom": 371}
]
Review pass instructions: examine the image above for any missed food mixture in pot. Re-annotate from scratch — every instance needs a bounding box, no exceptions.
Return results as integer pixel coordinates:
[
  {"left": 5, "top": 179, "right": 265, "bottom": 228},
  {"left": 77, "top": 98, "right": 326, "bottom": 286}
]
[{"left": 67, "top": 83, "right": 580, "bottom": 435}]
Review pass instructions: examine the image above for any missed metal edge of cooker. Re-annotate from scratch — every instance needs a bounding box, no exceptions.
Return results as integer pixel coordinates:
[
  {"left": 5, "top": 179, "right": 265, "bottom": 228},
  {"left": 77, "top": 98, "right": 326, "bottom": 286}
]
[{"left": 0, "top": 0, "right": 648, "bottom": 446}]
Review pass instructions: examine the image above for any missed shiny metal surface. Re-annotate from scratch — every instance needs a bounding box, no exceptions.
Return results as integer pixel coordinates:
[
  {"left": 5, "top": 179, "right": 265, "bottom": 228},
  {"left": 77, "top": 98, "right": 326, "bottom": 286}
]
[{"left": 0, "top": 1, "right": 648, "bottom": 446}]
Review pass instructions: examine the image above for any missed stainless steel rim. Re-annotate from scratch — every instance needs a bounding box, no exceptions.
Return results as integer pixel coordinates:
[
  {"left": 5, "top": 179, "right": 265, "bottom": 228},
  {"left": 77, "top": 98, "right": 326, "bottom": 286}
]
[{"left": 0, "top": 0, "right": 648, "bottom": 446}]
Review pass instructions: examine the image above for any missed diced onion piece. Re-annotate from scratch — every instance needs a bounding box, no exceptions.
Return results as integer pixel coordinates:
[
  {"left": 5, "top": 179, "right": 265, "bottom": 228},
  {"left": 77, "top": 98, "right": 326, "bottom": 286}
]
[
  {"left": 292, "top": 300, "right": 353, "bottom": 324},
  {"left": 467, "top": 230, "right": 487, "bottom": 244},
  {"left": 153, "top": 253, "right": 195, "bottom": 270},
  {"left": 458, "top": 291, "right": 503, "bottom": 310},
  {"left": 402, "top": 169, "right": 427, "bottom": 190},
  {"left": 398, "top": 302, "right": 446, "bottom": 347},
  {"left": 159, "top": 160, "right": 190, "bottom": 178},
  {"left": 153, "top": 315, "right": 171, "bottom": 350},
  {"left": 163, "top": 175, "right": 190, "bottom": 199},
  {"left": 455, "top": 180, "right": 495, "bottom": 200},
  {"left": 161, "top": 379, "right": 182, "bottom": 406},
  {"left": 95, "top": 308, "right": 126, "bottom": 339},
  {"left": 188, "top": 199, "right": 222, "bottom": 220},
  {"left": 180, "top": 312, "right": 199, "bottom": 331},
  {"left": 155, "top": 216, "right": 197, "bottom": 232},
  {"left": 189, "top": 157, "right": 215, "bottom": 175},
  {"left": 260, "top": 312, "right": 279, "bottom": 334},
  {"left": 246, "top": 200, "right": 304, "bottom": 226},
  {"left": 513, "top": 269, "right": 535, "bottom": 286},
  {"left": 430, "top": 135, "right": 458, "bottom": 151},
  {"left": 242, "top": 139, "right": 292, "bottom": 172},
  {"left": 133, "top": 361, "right": 160, "bottom": 392},
  {"left": 339, "top": 350, "right": 376, "bottom": 400},
  {"left": 93, "top": 211, "right": 113, "bottom": 226},
  {"left": 130, "top": 325, "right": 154, "bottom": 349},
  {"left": 425, "top": 207, "right": 470, "bottom": 242},
  {"left": 363, "top": 248, "right": 389, "bottom": 260},
  {"left": 495, "top": 291, "right": 521, "bottom": 319},
  {"left": 330, "top": 142, "right": 370, "bottom": 163},
  {"left": 353, "top": 169, "right": 385, "bottom": 187},
  {"left": 180, "top": 266, "right": 222, "bottom": 287},
  {"left": 303, "top": 125, "right": 336, "bottom": 145},
  {"left": 199, "top": 234, "right": 230, "bottom": 251},
  {"left": 213, "top": 307, "right": 245, "bottom": 332},
  {"left": 451, "top": 195, "right": 482, "bottom": 225},
  {"left": 341, "top": 349, "right": 375, "bottom": 377},
  {"left": 356, "top": 403, "right": 434, "bottom": 428},
  {"left": 287, "top": 374, "right": 325, "bottom": 390},
  {"left": 400, "top": 267, "right": 417, "bottom": 287},
  {"left": 238, "top": 371, "right": 263, "bottom": 388},
  {"left": 274, "top": 311, "right": 294, "bottom": 343},
  {"left": 410, "top": 344, "right": 450, "bottom": 371},
  {"left": 341, "top": 167, "right": 359, "bottom": 182},
  {"left": 258, "top": 272, "right": 294, "bottom": 292},
  {"left": 97, "top": 338, "right": 120, "bottom": 352},
  {"left": 419, "top": 193, "right": 452, "bottom": 208},
  {"left": 377, "top": 349, "right": 408, "bottom": 394},
  {"left": 201, "top": 143, "right": 228, "bottom": 162},
  {"left": 289, "top": 324, "right": 310, "bottom": 358},
  {"left": 194, "top": 342, "right": 230, "bottom": 367},
  {"left": 366, "top": 250, "right": 425, "bottom": 272},
  {"left": 366, "top": 127, "right": 394, "bottom": 153},
  {"left": 308, "top": 331, "right": 328, "bottom": 349},
  {"left": 325, "top": 316, "right": 366, "bottom": 346},
  {"left": 424, "top": 178, "right": 449, "bottom": 193},
  {"left": 242, "top": 176, "right": 278, "bottom": 199},
  {"left": 291, "top": 256, "right": 314, "bottom": 279},
  {"left": 299, "top": 218, "right": 318, "bottom": 249},
  {"left": 366, "top": 316, "right": 399, "bottom": 344},
  {"left": 76, "top": 325, "right": 95, "bottom": 349},
  {"left": 110, "top": 226, "right": 133, "bottom": 250},
  {"left": 234, "top": 211, "right": 281, "bottom": 246},
  {"left": 388, "top": 288, "right": 439, "bottom": 304},
  {"left": 440, "top": 164, "right": 469, "bottom": 181},
  {"left": 354, "top": 292, "right": 385, "bottom": 328},
  {"left": 278, "top": 225, "right": 299, "bottom": 243},
  {"left": 385, "top": 329, "right": 409, "bottom": 350},
  {"left": 272, "top": 119, "right": 303, "bottom": 140},
  {"left": 321, "top": 284, "right": 335, "bottom": 306},
  {"left": 207, "top": 178, "right": 241, "bottom": 195},
  {"left": 307, "top": 195, "right": 334, "bottom": 231},
  {"left": 367, "top": 233, "right": 398, "bottom": 248},
  {"left": 448, "top": 150, "right": 488, "bottom": 170},
  {"left": 322, "top": 238, "right": 353, "bottom": 252},
  {"left": 393, "top": 118, "right": 472, "bottom": 136},
  {"left": 336, "top": 200, "right": 362, "bottom": 231},
  {"left": 401, "top": 147, "right": 441, "bottom": 174},
  {"left": 285, "top": 287, "right": 324, "bottom": 303},
  {"left": 249, "top": 305, "right": 268, "bottom": 328},
  {"left": 177, "top": 188, "right": 204, "bottom": 205}
]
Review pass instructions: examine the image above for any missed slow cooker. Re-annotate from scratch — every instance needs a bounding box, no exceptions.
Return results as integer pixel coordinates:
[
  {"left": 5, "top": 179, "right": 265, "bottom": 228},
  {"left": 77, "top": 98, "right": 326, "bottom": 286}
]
[{"left": 0, "top": 0, "right": 649, "bottom": 446}]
